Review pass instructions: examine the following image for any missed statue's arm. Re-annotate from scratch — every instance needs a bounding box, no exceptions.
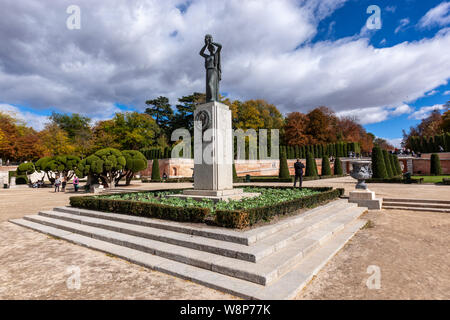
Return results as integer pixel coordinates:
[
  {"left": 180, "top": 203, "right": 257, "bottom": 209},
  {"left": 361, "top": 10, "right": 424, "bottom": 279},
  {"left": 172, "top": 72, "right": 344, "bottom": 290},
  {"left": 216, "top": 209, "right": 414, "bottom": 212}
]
[
  {"left": 199, "top": 44, "right": 208, "bottom": 58},
  {"left": 212, "top": 42, "right": 222, "bottom": 52}
]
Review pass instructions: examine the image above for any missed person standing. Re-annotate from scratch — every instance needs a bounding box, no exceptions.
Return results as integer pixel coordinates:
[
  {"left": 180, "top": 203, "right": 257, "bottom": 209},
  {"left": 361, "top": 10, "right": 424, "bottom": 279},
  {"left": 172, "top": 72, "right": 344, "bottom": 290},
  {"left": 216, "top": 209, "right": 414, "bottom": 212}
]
[
  {"left": 293, "top": 159, "right": 305, "bottom": 188},
  {"left": 61, "top": 176, "right": 67, "bottom": 192},
  {"left": 73, "top": 175, "right": 79, "bottom": 192},
  {"left": 54, "top": 176, "right": 61, "bottom": 193}
]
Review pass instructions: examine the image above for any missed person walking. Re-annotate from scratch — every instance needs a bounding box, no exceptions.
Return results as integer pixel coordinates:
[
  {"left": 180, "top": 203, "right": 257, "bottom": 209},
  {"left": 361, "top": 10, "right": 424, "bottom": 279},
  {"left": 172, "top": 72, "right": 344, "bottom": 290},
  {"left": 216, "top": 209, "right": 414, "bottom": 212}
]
[
  {"left": 293, "top": 159, "right": 305, "bottom": 188},
  {"left": 54, "top": 176, "right": 61, "bottom": 193},
  {"left": 73, "top": 175, "right": 79, "bottom": 192}
]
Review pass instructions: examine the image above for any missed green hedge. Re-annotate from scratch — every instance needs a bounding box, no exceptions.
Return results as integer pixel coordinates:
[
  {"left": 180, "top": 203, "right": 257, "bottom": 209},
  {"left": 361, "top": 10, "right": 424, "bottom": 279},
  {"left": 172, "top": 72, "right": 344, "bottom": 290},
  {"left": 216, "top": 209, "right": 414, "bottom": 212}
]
[
  {"left": 366, "top": 177, "right": 424, "bottom": 184},
  {"left": 215, "top": 187, "right": 344, "bottom": 229},
  {"left": 442, "top": 178, "right": 450, "bottom": 185},
  {"left": 141, "top": 177, "right": 193, "bottom": 183},
  {"left": 70, "top": 194, "right": 208, "bottom": 223}
]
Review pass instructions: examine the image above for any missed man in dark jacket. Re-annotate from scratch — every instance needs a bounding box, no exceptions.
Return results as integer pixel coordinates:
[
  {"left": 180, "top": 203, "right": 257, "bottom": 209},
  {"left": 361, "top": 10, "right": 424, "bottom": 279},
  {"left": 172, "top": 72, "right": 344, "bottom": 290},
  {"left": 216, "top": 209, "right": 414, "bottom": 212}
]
[{"left": 293, "top": 159, "right": 305, "bottom": 188}]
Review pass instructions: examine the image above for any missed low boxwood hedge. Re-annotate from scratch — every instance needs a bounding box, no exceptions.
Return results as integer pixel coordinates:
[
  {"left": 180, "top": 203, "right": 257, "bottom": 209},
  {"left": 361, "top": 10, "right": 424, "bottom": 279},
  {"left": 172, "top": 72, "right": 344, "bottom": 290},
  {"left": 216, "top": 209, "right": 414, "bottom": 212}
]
[
  {"left": 215, "top": 187, "right": 344, "bottom": 229},
  {"left": 366, "top": 177, "right": 424, "bottom": 184},
  {"left": 70, "top": 186, "right": 344, "bottom": 229},
  {"left": 70, "top": 194, "right": 208, "bottom": 223},
  {"left": 141, "top": 177, "right": 194, "bottom": 183}
]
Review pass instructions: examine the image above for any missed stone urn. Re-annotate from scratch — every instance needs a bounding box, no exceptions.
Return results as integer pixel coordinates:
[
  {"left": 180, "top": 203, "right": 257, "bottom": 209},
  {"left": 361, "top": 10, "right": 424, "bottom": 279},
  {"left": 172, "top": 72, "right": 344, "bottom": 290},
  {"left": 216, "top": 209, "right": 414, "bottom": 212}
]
[{"left": 350, "top": 161, "right": 372, "bottom": 190}]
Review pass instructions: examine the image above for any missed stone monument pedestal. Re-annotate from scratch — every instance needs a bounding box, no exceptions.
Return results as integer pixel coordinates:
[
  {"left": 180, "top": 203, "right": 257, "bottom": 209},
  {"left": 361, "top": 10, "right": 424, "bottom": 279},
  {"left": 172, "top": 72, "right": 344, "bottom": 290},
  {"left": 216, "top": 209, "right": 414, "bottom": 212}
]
[
  {"left": 349, "top": 190, "right": 382, "bottom": 210},
  {"left": 167, "top": 101, "right": 260, "bottom": 202}
]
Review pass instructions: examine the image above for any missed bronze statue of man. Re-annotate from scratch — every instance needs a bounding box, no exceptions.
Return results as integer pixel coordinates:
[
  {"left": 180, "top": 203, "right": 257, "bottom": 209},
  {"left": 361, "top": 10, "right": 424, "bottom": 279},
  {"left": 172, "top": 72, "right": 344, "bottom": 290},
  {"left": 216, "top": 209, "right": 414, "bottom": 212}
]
[{"left": 199, "top": 34, "right": 222, "bottom": 102}]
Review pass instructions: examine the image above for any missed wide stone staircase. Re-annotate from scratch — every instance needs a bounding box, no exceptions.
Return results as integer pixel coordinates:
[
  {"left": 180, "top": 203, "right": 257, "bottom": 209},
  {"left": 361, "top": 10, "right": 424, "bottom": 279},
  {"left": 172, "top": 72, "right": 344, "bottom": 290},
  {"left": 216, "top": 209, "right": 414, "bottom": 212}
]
[
  {"left": 383, "top": 198, "right": 450, "bottom": 213},
  {"left": 10, "top": 199, "right": 367, "bottom": 299}
]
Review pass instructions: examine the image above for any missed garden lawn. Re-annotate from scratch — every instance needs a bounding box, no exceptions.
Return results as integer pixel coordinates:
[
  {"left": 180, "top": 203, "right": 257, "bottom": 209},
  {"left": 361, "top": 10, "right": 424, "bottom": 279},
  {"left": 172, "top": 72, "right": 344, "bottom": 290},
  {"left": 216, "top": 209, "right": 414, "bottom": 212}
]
[{"left": 412, "top": 175, "right": 450, "bottom": 184}]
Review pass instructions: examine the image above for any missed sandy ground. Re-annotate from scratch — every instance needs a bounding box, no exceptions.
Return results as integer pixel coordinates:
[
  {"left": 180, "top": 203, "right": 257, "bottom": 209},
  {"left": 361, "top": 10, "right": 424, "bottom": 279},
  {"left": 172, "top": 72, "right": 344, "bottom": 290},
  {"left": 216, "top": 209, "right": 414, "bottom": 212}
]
[
  {"left": 0, "top": 222, "right": 237, "bottom": 300},
  {"left": 1, "top": 178, "right": 449, "bottom": 299},
  {"left": 296, "top": 209, "right": 450, "bottom": 300}
]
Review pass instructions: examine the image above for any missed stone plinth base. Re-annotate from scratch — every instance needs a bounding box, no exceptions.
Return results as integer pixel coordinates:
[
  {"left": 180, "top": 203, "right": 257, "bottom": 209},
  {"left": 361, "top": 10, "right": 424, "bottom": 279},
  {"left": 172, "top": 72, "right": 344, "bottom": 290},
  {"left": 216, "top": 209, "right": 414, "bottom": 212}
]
[
  {"left": 349, "top": 190, "right": 382, "bottom": 210},
  {"left": 167, "top": 188, "right": 260, "bottom": 203}
]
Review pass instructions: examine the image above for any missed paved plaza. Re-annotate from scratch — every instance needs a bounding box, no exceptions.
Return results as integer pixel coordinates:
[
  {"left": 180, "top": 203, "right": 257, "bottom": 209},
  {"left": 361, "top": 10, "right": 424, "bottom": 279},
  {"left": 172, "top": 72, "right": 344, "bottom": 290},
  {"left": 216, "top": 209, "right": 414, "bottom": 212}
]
[{"left": 0, "top": 177, "right": 448, "bottom": 299}]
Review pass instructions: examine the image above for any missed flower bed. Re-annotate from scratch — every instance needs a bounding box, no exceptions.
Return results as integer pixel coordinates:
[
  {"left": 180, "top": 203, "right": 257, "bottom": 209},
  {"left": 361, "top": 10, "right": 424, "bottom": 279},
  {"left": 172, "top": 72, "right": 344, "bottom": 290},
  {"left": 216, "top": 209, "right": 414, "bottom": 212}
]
[{"left": 69, "top": 186, "right": 344, "bottom": 229}]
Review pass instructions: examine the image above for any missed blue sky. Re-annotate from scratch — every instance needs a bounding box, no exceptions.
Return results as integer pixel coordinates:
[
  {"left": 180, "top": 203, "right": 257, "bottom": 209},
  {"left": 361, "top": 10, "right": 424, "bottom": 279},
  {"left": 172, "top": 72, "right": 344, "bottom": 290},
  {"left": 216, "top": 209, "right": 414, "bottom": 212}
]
[{"left": 1, "top": 0, "right": 450, "bottom": 148}]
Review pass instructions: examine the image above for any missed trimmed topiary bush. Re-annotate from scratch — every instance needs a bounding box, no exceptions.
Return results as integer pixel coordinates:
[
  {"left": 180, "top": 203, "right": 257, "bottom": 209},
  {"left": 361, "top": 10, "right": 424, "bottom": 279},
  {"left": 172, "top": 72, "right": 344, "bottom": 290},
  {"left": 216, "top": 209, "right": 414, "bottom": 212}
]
[
  {"left": 371, "top": 147, "right": 387, "bottom": 179},
  {"left": 118, "top": 150, "right": 148, "bottom": 186},
  {"left": 305, "top": 152, "right": 318, "bottom": 177},
  {"left": 430, "top": 153, "right": 442, "bottom": 175},
  {"left": 278, "top": 151, "right": 290, "bottom": 179},
  {"left": 393, "top": 154, "right": 402, "bottom": 176},
  {"left": 321, "top": 156, "right": 331, "bottom": 176},
  {"left": 215, "top": 187, "right": 344, "bottom": 229},
  {"left": 383, "top": 150, "right": 393, "bottom": 178},
  {"left": 151, "top": 158, "right": 161, "bottom": 181},
  {"left": 334, "top": 157, "right": 343, "bottom": 175}
]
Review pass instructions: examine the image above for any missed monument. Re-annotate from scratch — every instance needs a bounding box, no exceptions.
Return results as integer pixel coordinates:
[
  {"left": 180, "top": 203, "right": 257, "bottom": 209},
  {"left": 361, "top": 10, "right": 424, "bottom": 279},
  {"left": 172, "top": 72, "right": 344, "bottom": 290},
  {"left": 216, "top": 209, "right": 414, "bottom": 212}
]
[
  {"left": 170, "top": 35, "right": 257, "bottom": 202},
  {"left": 348, "top": 161, "right": 382, "bottom": 210}
]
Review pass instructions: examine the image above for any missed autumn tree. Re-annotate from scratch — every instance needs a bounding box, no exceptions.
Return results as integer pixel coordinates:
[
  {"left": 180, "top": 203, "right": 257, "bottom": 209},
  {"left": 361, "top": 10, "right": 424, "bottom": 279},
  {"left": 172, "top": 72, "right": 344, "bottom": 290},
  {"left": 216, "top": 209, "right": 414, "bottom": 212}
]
[{"left": 39, "top": 123, "right": 75, "bottom": 156}]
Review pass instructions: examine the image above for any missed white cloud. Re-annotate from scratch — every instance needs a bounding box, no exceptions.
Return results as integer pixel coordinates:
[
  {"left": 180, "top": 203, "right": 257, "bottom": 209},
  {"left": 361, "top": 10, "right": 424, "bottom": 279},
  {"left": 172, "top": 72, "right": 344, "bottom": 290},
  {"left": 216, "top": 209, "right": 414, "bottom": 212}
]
[
  {"left": 0, "top": 0, "right": 449, "bottom": 121},
  {"left": 426, "top": 89, "right": 438, "bottom": 96},
  {"left": 444, "top": 90, "right": 450, "bottom": 95},
  {"left": 385, "top": 138, "right": 403, "bottom": 149},
  {"left": 391, "top": 104, "right": 413, "bottom": 115},
  {"left": 0, "top": 104, "right": 49, "bottom": 130},
  {"left": 337, "top": 104, "right": 412, "bottom": 125},
  {"left": 419, "top": 2, "right": 450, "bottom": 28},
  {"left": 408, "top": 104, "right": 445, "bottom": 120},
  {"left": 395, "top": 18, "right": 410, "bottom": 33}
]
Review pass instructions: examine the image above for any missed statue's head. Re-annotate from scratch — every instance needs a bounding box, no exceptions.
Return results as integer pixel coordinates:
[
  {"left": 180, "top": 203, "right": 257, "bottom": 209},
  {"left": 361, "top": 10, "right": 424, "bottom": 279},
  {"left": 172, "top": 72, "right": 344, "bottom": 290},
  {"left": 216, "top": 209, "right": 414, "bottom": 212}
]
[{"left": 205, "top": 34, "right": 215, "bottom": 53}]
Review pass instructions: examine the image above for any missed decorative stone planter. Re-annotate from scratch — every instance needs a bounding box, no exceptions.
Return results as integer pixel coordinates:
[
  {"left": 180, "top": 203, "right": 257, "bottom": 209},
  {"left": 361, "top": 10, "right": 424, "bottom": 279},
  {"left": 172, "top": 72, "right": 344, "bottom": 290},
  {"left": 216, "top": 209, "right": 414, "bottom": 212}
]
[{"left": 350, "top": 161, "right": 372, "bottom": 190}]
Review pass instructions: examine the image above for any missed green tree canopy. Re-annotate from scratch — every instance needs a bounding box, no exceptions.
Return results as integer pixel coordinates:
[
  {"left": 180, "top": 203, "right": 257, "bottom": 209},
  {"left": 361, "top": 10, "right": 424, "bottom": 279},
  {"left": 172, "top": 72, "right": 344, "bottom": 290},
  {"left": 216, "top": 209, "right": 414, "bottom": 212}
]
[
  {"left": 117, "top": 150, "right": 148, "bottom": 185},
  {"left": 77, "top": 148, "right": 126, "bottom": 188}
]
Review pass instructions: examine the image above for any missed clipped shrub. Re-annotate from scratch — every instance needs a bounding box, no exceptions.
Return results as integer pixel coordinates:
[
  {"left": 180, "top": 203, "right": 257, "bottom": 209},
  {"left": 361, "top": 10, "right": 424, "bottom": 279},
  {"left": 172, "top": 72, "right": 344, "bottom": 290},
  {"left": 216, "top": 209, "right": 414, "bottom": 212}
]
[
  {"left": 15, "top": 175, "right": 29, "bottom": 185},
  {"left": 70, "top": 195, "right": 209, "bottom": 223},
  {"left": 215, "top": 187, "right": 344, "bottom": 229},
  {"left": 430, "top": 153, "right": 442, "bottom": 175},
  {"left": 305, "top": 152, "right": 318, "bottom": 177},
  {"left": 383, "top": 150, "right": 393, "bottom": 178},
  {"left": 334, "top": 157, "right": 343, "bottom": 175},
  {"left": 119, "top": 150, "right": 148, "bottom": 186},
  {"left": 17, "top": 162, "right": 35, "bottom": 176},
  {"left": 151, "top": 158, "right": 161, "bottom": 180},
  {"left": 321, "top": 156, "right": 331, "bottom": 176},
  {"left": 393, "top": 154, "right": 402, "bottom": 176},
  {"left": 371, "top": 147, "right": 387, "bottom": 179},
  {"left": 278, "top": 151, "right": 290, "bottom": 179}
]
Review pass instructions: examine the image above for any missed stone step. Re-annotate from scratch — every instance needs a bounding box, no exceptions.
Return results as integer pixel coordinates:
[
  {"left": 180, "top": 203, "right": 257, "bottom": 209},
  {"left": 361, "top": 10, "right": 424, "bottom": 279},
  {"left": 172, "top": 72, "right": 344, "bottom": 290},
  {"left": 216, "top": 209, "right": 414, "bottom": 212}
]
[
  {"left": 383, "top": 198, "right": 450, "bottom": 205},
  {"left": 46, "top": 201, "right": 361, "bottom": 263},
  {"left": 53, "top": 199, "right": 355, "bottom": 246},
  {"left": 383, "top": 206, "right": 450, "bottom": 213},
  {"left": 9, "top": 217, "right": 366, "bottom": 300},
  {"left": 383, "top": 202, "right": 450, "bottom": 209},
  {"left": 20, "top": 206, "right": 365, "bottom": 286}
]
